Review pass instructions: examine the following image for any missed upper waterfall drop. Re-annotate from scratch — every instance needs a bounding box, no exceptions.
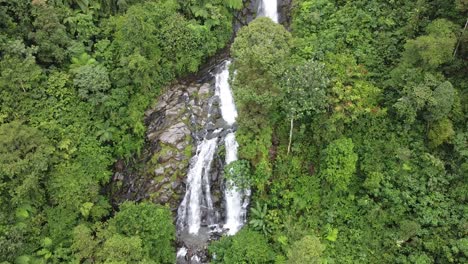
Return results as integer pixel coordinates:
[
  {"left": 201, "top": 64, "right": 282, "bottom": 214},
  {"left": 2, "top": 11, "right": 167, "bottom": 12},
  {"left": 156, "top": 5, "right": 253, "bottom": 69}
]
[
  {"left": 215, "top": 61, "right": 237, "bottom": 126},
  {"left": 258, "top": 0, "right": 279, "bottom": 23}
]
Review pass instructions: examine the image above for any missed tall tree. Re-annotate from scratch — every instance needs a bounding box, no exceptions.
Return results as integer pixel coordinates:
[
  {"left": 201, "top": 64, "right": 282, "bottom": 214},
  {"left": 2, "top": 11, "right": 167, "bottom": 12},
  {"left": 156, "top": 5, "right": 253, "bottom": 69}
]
[
  {"left": 30, "top": 2, "right": 70, "bottom": 66},
  {"left": 230, "top": 17, "right": 292, "bottom": 169},
  {"left": 402, "top": 19, "right": 458, "bottom": 69},
  {"left": 0, "top": 39, "right": 42, "bottom": 123},
  {"left": 281, "top": 60, "right": 329, "bottom": 154}
]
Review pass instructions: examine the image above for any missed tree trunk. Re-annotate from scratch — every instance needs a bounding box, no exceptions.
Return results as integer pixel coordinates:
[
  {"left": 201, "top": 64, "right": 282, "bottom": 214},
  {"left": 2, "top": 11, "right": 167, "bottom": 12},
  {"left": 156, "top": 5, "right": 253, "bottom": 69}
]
[
  {"left": 453, "top": 19, "right": 468, "bottom": 58},
  {"left": 287, "top": 117, "right": 293, "bottom": 155}
]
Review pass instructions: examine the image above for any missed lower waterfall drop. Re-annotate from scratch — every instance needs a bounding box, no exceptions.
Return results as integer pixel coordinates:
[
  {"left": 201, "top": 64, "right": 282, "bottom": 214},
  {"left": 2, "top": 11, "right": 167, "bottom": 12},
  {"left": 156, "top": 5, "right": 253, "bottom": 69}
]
[
  {"left": 215, "top": 61, "right": 249, "bottom": 235},
  {"left": 177, "top": 137, "right": 218, "bottom": 235},
  {"left": 223, "top": 132, "right": 249, "bottom": 235}
]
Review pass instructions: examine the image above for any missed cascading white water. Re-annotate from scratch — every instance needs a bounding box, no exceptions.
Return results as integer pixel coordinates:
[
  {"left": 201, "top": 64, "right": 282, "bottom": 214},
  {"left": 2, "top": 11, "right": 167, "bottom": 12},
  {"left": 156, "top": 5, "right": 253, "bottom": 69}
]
[
  {"left": 177, "top": 137, "right": 218, "bottom": 234},
  {"left": 215, "top": 61, "right": 248, "bottom": 235},
  {"left": 258, "top": 0, "right": 279, "bottom": 23},
  {"left": 215, "top": 61, "right": 237, "bottom": 126},
  {"left": 216, "top": 0, "right": 280, "bottom": 237},
  {"left": 223, "top": 133, "right": 244, "bottom": 235}
]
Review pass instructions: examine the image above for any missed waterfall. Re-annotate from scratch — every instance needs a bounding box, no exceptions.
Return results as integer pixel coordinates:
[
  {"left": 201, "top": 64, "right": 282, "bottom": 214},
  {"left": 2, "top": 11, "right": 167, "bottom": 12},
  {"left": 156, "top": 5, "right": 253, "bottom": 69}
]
[
  {"left": 177, "top": 137, "right": 218, "bottom": 234},
  {"left": 176, "top": 1, "right": 279, "bottom": 262},
  {"left": 215, "top": 61, "right": 249, "bottom": 235},
  {"left": 215, "top": 61, "right": 237, "bottom": 126},
  {"left": 218, "top": 0, "right": 280, "bottom": 236},
  {"left": 258, "top": 0, "right": 279, "bottom": 23},
  {"left": 223, "top": 133, "right": 250, "bottom": 235}
]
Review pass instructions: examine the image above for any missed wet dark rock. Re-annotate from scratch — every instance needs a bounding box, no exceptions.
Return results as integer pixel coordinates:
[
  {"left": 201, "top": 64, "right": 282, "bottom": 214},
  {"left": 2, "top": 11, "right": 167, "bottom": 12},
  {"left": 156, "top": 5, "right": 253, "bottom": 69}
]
[
  {"left": 158, "top": 150, "right": 174, "bottom": 163},
  {"left": 215, "top": 118, "right": 229, "bottom": 129},
  {"left": 172, "top": 181, "right": 181, "bottom": 190},
  {"left": 109, "top": 80, "right": 214, "bottom": 211},
  {"left": 199, "top": 83, "right": 211, "bottom": 97},
  {"left": 278, "top": 0, "right": 292, "bottom": 28}
]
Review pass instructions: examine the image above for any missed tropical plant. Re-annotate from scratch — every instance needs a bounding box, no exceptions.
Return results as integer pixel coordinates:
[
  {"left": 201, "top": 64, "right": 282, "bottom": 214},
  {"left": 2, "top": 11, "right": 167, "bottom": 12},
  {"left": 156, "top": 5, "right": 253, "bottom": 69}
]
[{"left": 249, "top": 201, "right": 270, "bottom": 235}]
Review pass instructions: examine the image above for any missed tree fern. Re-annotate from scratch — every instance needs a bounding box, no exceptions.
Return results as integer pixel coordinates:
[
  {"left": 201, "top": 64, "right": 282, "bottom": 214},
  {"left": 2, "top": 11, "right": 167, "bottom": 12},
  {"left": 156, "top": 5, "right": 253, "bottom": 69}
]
[{"left": 225, "top": 0, "right": 243, "bottom": 10}]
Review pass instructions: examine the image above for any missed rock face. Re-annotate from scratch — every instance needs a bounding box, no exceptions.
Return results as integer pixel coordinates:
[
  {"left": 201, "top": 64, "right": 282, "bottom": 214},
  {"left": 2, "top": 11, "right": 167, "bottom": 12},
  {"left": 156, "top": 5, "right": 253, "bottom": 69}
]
[
  {"left": 110, "top": 81, "right": 216, "bottom": 210},
  {"left": 278, "top": 0, "right": 293, "bottom": 28}
]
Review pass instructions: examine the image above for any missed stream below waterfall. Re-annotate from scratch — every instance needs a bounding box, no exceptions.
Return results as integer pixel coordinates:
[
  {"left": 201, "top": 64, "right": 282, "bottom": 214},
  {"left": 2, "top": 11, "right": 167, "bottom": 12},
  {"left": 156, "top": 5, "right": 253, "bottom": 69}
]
[{"left": 176, "top": 1, "right": 279, "bottom": 263}]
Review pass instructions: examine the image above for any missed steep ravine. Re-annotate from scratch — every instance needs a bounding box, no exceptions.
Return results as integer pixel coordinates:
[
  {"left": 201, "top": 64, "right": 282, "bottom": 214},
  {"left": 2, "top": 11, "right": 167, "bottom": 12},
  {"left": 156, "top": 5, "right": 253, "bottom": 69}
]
[{"left": 109, "top": 1, "right": 286, "bottom": 263}]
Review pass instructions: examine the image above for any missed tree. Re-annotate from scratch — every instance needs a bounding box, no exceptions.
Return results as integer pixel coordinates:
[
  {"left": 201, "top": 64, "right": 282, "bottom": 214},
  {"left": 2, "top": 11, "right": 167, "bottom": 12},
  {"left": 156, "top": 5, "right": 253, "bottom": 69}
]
[
  {"left": 46, "top": 137, "right": 112, "bottom": 212},
  {"left": 320, "top": 137, "right": 358, "bottom": 192},
  {"left": 231, "top": 17, "right": 292, "bottom": 121},
  {"left": 64, "top": 11, "right": 99, "bottom": 46},
  {"left": 281, "top": 60, "right": 329, "bottom": 154},
  {"left": 393, "top": 73, "right": 456, "bottom": 125},
  {"left": 111, "top": 0, "right": 227, "bottom": 92},
  {"left": 108, "top": 202, "right": 175, "bottom": 263},
  {"left": 48, "top": 0, "right": 91, "bottom": 12},
  {"left": 0, "top": 0, "right": 34, "bottom": 39},
  {"left": 0, "top": 121, "right": 54, "bottom": 261},
  {"left": 325, "top": 53, "right": 381, "bottom": 124},
  {"left": 30, "top": 3, "right": 70, "bottom": 65},
  {"left": 428, "top": 118, "right": 455, "bottom": 148},
  {"left": 230, "top": 17, "right": 292, "bottom": 168},
  {"left": 98, "top": 234, "right": 144, "bottom": 263},
  {"left": 287, "top": 235, "right": 325, "bottom": 264},
  {"left": 71, "top": 224, "right": 98, "bottom": 261},
  {"left": 402, "top": 19, "right": 458, "bottom": 69},
  {"left": 393, "top": 76, "right": 435, "bottom": 125},
  {"left": 209, "top": 229, "right": 275, "bottom": 264},
  {"left": 72, "top": 202, "right": 175, "bottom": 263},
  {"left": 0, "top": 121, "right": 54, "bottom": 209},
  {"left": 425, "top": 81, "right": 455, "bottom": 121},
  {"left": 0, "top": 39, "right": 42, "bottom": 122},
  {"left": 73, "top": 64, "right": 111, "bottom": 105}
]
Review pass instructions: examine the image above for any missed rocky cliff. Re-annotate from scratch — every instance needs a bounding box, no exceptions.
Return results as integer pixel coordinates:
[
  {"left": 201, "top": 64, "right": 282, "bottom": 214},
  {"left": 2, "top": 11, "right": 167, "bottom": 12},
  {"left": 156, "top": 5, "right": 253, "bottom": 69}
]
[{"left": 110, "top": 80, "right": 222, "bottom": 211}]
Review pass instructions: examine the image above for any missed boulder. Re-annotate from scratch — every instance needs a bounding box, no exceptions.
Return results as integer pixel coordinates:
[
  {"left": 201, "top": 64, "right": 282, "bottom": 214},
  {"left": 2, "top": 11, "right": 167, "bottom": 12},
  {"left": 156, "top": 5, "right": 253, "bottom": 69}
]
[
  {"left": 159, "top": 149, "right": 175, "bottom": 163},
  {"left": 165, "top": 103, "right": 185, "bottom": 118},
  {"left": 187, "top": 85, "right": 198, "bottom": 95},
  {"left": 199, "top": 83, "right": 211, "bottom": 97},
  {"left": 155, "top": 167, "right": 165, "bottom": 175},
  {"left": 160, "top": 123, "right": 190, "bottom": 146}
]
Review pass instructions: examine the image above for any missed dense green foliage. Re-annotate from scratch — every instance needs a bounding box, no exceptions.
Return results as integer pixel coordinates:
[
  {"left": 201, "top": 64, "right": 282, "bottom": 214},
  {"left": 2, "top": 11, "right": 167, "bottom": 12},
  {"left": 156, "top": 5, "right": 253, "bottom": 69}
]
[
  {"left": 231, "top": 17, "right": 292, "bottom": 190},
  {"left": 71, "top": 202, "right": 175, "bottom": 263},
  {"left": 218, "top": 0, "right": 468, "bottom": 263},
  {"left": 1, "top": 0, "right": 467, "bottom": 263},
  {"left": 209, "top": 229, "right": 275, "bottom": 264},
  {"left": 0, "top": 0, "right": 240, "bottom": 262},
  {"left": 286, "top": 235, "right": 325, "bottom": 264}
]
